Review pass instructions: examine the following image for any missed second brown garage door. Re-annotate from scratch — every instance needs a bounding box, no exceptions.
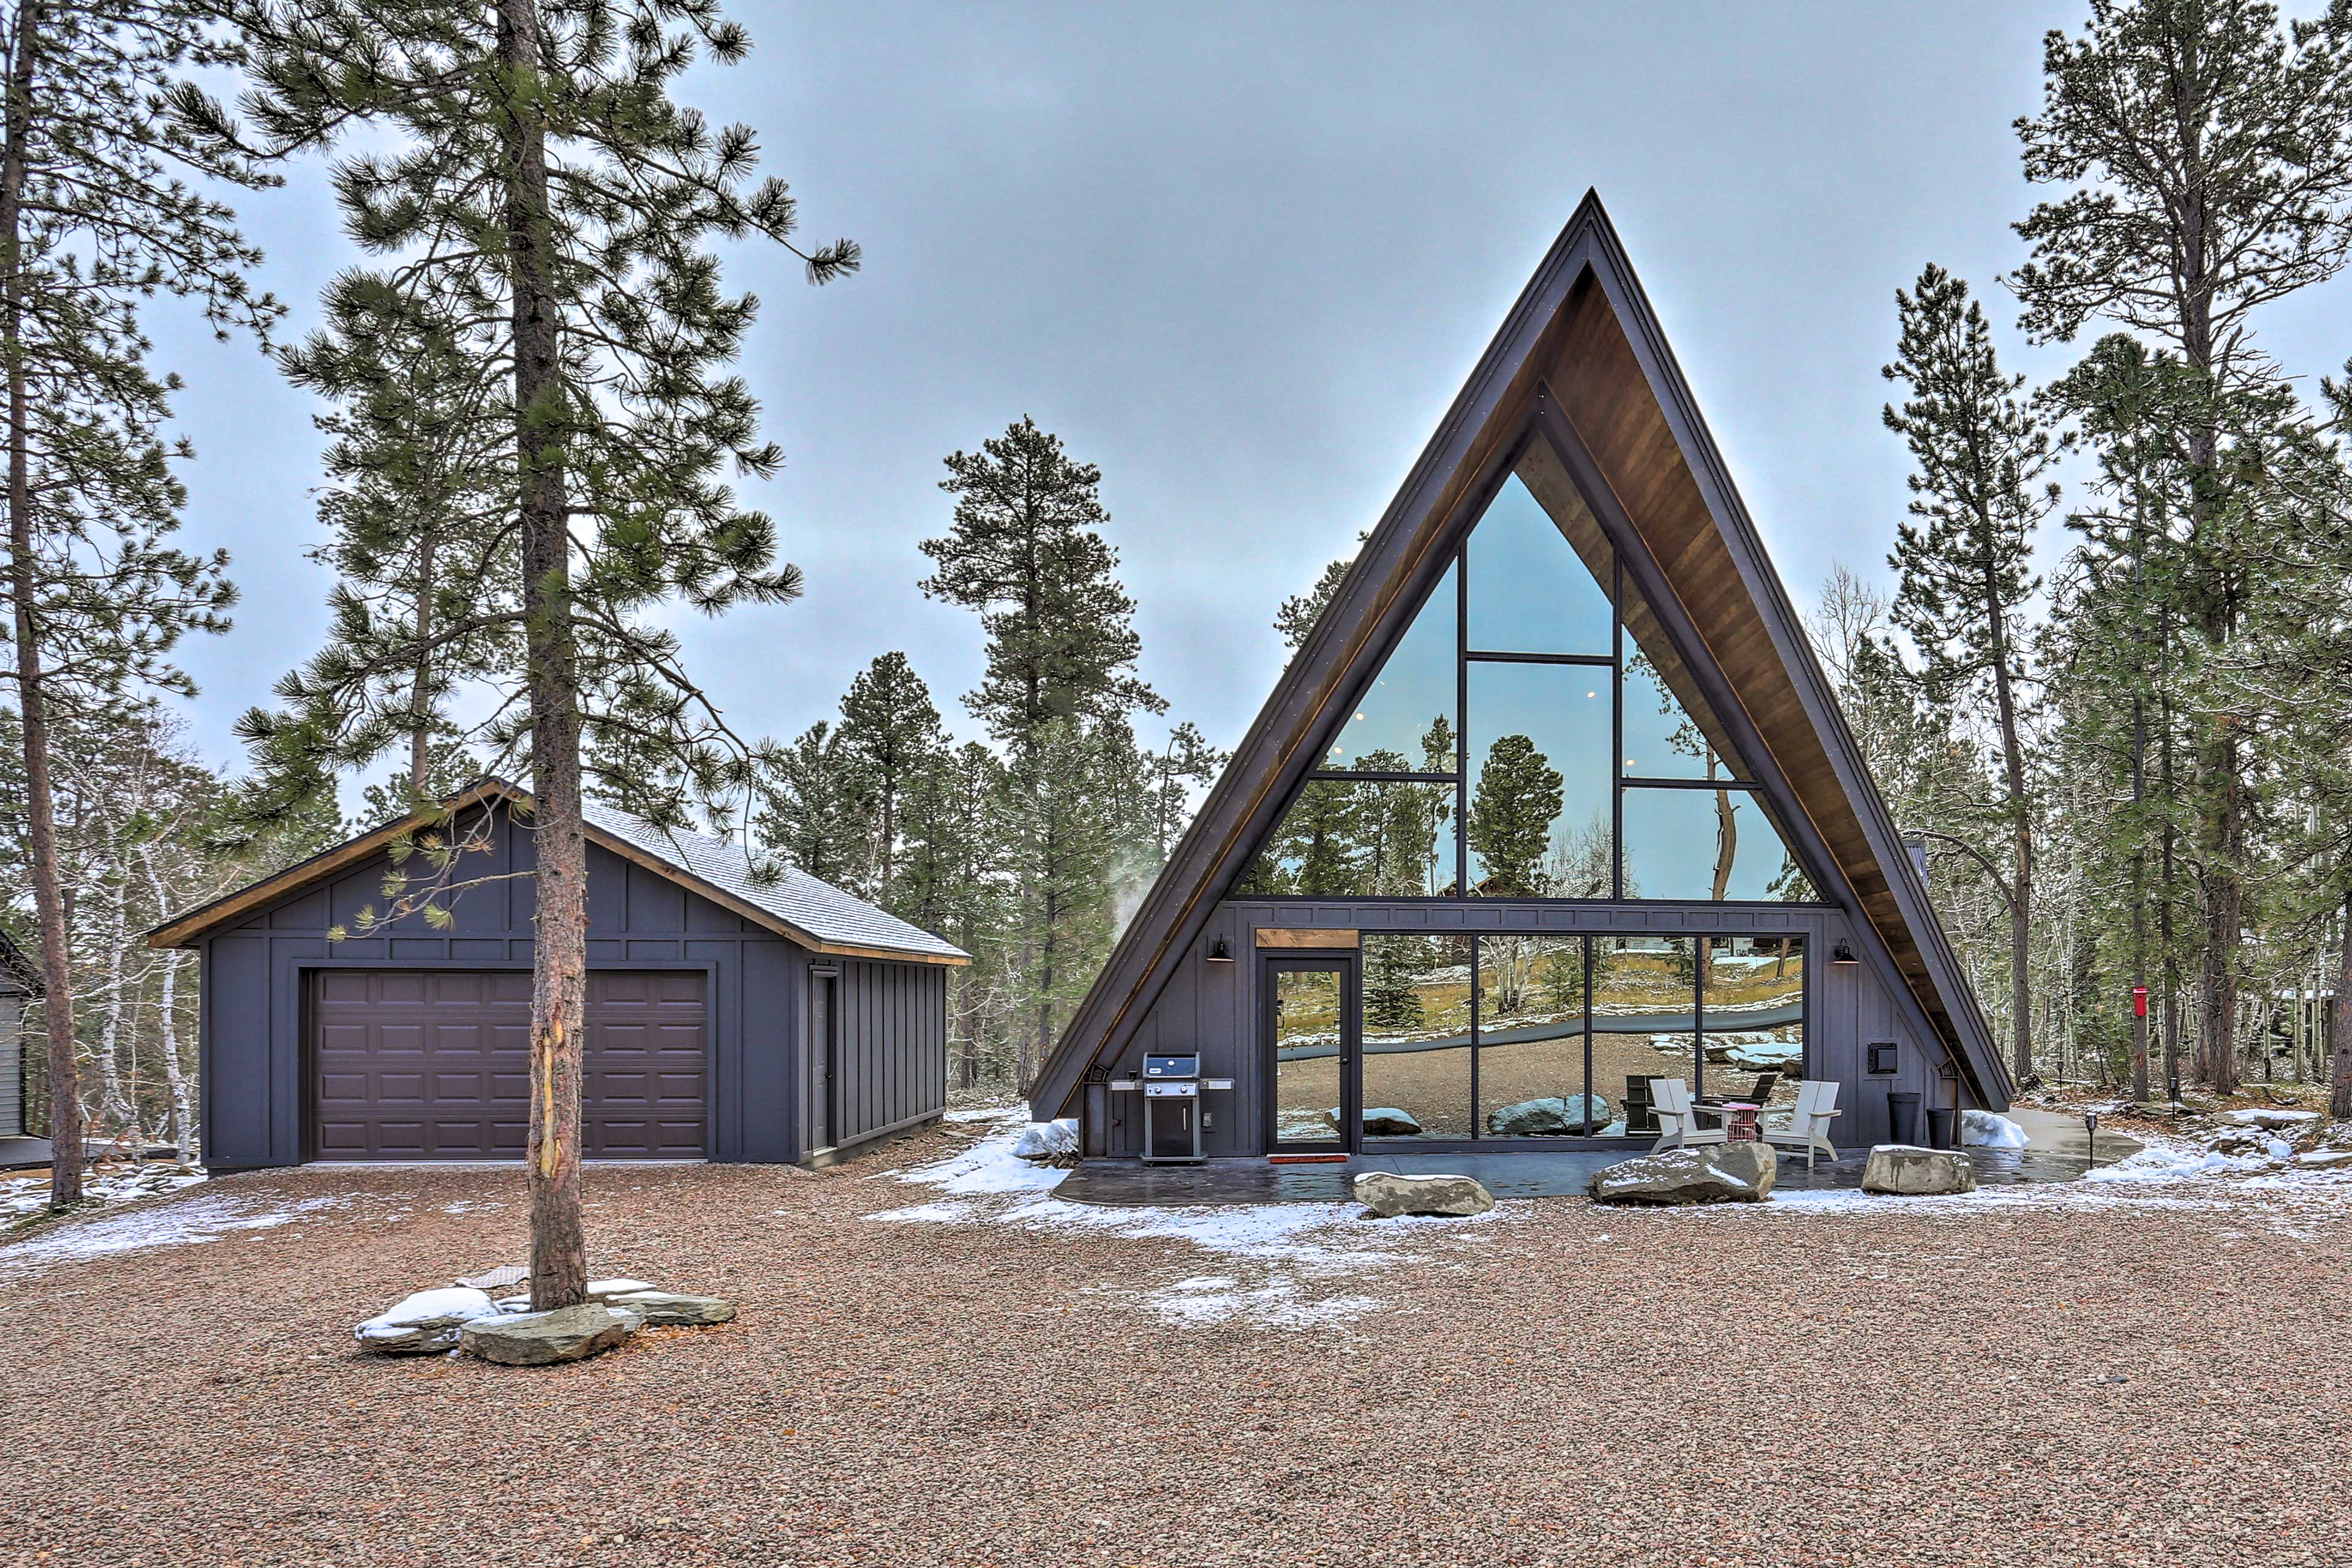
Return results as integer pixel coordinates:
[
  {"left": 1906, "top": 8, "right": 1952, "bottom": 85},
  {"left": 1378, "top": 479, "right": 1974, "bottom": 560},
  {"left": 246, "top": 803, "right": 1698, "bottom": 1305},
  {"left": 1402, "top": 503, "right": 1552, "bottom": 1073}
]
[{"left": 311, "top": 970, "right": 707, "bottom": 1160}]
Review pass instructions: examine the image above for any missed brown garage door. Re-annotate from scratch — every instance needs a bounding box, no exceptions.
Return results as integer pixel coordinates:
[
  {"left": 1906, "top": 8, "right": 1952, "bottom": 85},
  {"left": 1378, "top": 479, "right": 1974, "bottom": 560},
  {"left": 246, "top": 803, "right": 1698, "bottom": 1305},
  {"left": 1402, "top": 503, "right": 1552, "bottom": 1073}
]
[{"left": 310, "top": 970, "right": 707, "bottom": 1160}]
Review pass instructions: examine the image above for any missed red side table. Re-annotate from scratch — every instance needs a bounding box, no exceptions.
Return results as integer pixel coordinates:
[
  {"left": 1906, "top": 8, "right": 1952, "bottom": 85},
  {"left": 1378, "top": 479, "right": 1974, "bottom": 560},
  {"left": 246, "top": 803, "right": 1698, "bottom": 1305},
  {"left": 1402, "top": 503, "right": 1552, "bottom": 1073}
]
[{"left": 1722, "top": 1101, "right": 1762, "bottom": 1142}]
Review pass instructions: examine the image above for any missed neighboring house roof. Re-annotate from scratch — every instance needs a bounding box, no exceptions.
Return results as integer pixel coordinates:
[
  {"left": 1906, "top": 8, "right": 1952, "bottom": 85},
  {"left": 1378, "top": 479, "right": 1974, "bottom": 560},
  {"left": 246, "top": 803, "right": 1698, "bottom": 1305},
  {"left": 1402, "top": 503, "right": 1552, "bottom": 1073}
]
[
  {"left": 148, "top": 778, "right": 969, "bottom": 966},
  {"left": 1028, "top": 190, "right": 2004, "bottom": 1120},
  {"left": 0, "top": 927, "right": 40, "bottom": 995}
]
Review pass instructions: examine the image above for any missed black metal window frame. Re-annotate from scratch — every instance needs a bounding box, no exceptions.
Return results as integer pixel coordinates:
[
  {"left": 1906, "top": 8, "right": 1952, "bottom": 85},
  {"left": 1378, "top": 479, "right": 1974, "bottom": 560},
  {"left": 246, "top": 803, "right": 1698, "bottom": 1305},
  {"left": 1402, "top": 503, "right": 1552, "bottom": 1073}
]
[
  {"left": 1347, "top": 929, "right": 1809, "bottom": 1147},
  {"left": 1281, "top": 425, "right": 1811, "bottom": 907}
]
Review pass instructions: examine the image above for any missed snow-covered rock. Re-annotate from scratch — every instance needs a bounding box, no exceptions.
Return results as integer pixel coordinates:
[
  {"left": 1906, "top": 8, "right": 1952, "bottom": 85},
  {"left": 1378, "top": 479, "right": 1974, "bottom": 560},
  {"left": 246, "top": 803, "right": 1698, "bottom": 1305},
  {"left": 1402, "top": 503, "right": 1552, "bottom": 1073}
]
[
  {"left": 1590, "top": 1144, "right": 1777, "bottom": 1205},
  {"left": 2294, "top": 1148, "right": 2352, "bottom": 1169},
  {"left": 1724, "top": 1041, "right": 1806, "bottom": 1072},
  {"left": 1329, "top": 1106, "right": 1423, "bottom": 1137},
  {"left": 354, "top": 1287, "right": 499, "bottom": 1354},
  {"left": 1960, "top": 1110, "right": 2028, "bottom": 1149},
  {"left": 2222, "top": 1107, "right": 2323, "bottom": 1131},
  {"left": 583, "top": 1277, "right": 656, "bottom": 1301},
  {"left": 1485, "top": 1095, "right": 1609, "bottom": 1136}
]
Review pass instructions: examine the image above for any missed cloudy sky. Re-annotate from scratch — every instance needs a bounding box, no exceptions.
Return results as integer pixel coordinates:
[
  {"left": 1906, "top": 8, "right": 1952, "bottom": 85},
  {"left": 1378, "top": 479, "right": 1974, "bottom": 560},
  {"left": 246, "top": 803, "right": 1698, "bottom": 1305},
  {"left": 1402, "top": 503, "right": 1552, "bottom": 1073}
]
[{"left": 151, "top": 1, "right": 2352, "bottom": 777}]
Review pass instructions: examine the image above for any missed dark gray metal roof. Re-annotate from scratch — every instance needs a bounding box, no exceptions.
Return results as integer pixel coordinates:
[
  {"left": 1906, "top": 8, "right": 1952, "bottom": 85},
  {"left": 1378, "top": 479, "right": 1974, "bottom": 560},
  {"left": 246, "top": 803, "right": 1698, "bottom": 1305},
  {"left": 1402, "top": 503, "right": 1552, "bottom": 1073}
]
[{"left": 582, "top": 803, "right": 968, "bottom": 963}]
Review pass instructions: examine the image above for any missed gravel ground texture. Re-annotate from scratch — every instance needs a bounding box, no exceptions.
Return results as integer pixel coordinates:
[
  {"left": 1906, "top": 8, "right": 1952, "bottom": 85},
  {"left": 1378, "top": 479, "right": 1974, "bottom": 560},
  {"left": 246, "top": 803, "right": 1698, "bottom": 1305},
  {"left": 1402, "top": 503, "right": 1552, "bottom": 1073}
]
[{"left": 5, "top": 1114, "right": 2349, "bottom": 1568}]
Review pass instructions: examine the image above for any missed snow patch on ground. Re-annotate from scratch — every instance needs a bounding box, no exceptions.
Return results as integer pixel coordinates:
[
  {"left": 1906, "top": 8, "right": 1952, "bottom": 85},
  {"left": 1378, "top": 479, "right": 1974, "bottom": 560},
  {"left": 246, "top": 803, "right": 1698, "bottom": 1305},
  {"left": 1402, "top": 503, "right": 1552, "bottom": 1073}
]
[
  {"left": 0, "top": 1191, "right": 344, "bottom": 1280},
  {"left": 4, "top": 1164, "right": 207, "bottom": 1219},
  {"left": 871, "top": 1113, "right": 1498, "bottom": 1329}
]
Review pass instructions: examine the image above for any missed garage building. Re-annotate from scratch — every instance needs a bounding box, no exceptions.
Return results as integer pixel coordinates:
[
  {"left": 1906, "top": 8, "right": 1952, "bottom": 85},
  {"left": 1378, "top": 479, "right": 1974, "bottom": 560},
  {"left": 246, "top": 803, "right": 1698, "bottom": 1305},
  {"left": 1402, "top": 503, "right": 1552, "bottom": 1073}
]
[{"left": 150, "top": 780, "right": 968, "bottom": 1170}]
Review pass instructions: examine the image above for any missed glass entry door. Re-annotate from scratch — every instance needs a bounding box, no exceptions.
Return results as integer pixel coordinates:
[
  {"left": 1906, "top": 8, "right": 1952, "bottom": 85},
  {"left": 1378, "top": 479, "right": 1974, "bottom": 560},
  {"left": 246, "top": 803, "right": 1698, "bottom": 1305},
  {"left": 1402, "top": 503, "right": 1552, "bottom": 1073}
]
[{"left": 1265, "top": 960, "right": 1355, "bottom": 1151}]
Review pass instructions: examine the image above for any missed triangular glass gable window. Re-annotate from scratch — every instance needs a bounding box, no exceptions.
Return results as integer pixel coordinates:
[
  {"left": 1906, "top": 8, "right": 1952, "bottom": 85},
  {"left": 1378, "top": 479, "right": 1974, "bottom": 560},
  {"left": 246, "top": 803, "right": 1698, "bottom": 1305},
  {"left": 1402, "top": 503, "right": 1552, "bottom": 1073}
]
[{"left": 1236, "top": 437, "right": 1814, "bottom": 902}]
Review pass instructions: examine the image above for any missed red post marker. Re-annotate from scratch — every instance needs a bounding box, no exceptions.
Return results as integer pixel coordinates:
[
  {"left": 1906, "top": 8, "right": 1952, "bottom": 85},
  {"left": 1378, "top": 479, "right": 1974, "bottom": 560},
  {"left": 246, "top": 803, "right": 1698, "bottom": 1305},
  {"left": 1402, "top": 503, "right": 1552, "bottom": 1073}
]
[{"left": 2132, "top": 984, "right": 2149, "bottom": 1019}]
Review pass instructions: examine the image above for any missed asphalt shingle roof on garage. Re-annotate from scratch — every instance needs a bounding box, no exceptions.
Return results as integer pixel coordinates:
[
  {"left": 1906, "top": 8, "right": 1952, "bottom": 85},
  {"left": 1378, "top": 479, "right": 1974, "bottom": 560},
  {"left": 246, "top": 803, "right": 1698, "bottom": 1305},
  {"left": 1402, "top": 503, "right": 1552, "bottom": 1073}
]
[
  {"left": 582, "top": 802, "right": 968, "bottom": 963},
  {"left": 149, "top": 778, "right": 968, "bottom": 965}
]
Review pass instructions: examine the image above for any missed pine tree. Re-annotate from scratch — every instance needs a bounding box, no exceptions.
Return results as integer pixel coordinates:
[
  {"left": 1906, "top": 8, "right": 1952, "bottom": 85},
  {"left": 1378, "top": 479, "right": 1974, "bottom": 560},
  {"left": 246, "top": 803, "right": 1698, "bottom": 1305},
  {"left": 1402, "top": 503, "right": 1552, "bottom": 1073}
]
[
  {"left": 2012, "top": 0, "right": 2352, "bottom": 1093},
  {"left": 1139, "top": 720, "right": 1224, "bottom": 861},
  {"left": 1273, "top": 533, "right": 1365, "bottom": 652},
  {"left": 1466, "top": 734, "right": 1561, "bottom": 897},
  {"left": 2, "top": 1, "right": 273, "bottom": 1205},
  {"left": 760, "top": 721, "right": 870, "bottom": 889},
  {"left": 1883, "top": 262, "right": 2060, "bottom": 1085},
  {"left": 922, "top": 416, "right": 1163, "bottom": 744},
  {"left": 835, "top": 652, "right": 944, "bottom": 903},
  {"left": 1363, "top": 937, "right": 1425, "bottom": 1031},
  {"left": 217, "top": 0, "right": 855, "bottom": 1306},
  {"left": 278, "top": 279, "right": 510, "bottom": 810}
]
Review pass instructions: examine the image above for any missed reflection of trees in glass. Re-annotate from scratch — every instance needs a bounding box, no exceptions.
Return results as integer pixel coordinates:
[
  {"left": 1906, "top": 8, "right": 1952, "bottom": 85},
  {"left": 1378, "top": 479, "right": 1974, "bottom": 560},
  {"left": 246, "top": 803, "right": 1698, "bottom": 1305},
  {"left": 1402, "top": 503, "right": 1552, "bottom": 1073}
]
[
  {"left": 1419, "top": 715, "right": 1456, "bottom": 895},
  {"left": 1364, "top": 936, "right": 1428, "bottom": 1030},
  {"left": 1352, "top": 749, "right": 1429, "bottom": 896},
  {"left": 1539, "top": 940, "right": 1586, "bottom": 1014},
  {"left": 1629, "top": 649, "right": 1739, "bottom": 905},
  {"left": 1766, "top": 853, "right": 1818, "bottom": 903},
  {"left": 1542, "top": 809, "right": 1610, "bottom": 899},
  {"left": 1468, "top": 734, "right": 1562, "bottom": 896}
]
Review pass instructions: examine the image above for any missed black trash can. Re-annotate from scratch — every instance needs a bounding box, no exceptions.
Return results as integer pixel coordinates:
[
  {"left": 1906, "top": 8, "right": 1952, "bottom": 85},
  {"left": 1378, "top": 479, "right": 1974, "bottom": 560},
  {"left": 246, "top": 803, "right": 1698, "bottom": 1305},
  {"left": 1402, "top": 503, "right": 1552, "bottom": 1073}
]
[
  {"left": 1924, "top": 1107, "right": 1957, "bottom": 1150},
  {"left": 1888, "top": 1090, "right": 1923, "bottom": 1145}
]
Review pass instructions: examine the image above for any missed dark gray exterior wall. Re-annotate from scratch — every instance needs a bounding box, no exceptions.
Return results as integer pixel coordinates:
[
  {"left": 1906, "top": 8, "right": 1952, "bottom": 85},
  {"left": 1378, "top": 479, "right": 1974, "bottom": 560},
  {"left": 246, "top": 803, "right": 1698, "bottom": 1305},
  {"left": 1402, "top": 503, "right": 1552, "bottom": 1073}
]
[
  {"left": 1, "top": 981, "right": 26, "bottom": 1140},
  {"left": 196, "top": 803, "right": 944, "bottom": 1170},
  {"left": 1087, "top": 895, "right": 1975, "bottom": 1159},
  {"left": 829, "top": 959, "right": 949, "bottom": 1151}
]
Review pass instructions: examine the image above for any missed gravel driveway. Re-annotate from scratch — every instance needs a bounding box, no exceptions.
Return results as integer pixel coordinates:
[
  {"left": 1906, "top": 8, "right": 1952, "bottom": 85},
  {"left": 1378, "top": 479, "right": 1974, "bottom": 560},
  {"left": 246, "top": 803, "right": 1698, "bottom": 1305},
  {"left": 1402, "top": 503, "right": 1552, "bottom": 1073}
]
[{"left": 4, "top": 1118, "right": 2346, "bottom": 1567}]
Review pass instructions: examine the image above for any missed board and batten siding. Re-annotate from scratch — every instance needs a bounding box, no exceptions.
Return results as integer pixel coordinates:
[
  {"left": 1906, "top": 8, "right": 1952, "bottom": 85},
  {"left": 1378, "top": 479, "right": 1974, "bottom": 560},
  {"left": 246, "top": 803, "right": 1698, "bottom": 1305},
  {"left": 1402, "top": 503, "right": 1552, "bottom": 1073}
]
[
  {"left": 1, "top": 984, "right": 26, "bottom": 1139},
  {"left": 1087, "top": 896, "right": 1972, "bottom": 1158},
  {"left": 830, "top": 959, "right": 948, "bottom": 1150},
  {"left": 196, "top": 802, "right": 944, "bottom": 1170}
]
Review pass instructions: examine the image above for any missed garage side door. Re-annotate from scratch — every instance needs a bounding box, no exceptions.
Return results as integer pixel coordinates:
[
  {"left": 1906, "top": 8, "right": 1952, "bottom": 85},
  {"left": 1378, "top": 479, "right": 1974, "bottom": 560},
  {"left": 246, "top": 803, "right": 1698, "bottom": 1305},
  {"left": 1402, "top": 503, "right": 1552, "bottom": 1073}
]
[{"left": 310, "top": 970, "right": 707, "bottom": 1160}]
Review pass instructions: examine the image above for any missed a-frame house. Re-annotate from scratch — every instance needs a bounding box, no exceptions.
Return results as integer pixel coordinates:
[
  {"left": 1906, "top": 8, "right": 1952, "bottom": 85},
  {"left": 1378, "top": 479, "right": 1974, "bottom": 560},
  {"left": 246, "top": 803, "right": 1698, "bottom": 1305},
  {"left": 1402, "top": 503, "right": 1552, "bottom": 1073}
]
[{"left": 1033, "top": 193, "right": 2006, "bottom": 1159}]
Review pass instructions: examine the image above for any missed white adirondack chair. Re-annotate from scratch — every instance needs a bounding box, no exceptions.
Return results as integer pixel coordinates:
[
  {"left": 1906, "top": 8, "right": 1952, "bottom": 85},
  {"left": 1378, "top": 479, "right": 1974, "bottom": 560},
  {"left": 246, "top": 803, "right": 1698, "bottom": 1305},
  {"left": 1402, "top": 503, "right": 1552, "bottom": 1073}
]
[
  {"left": 1648, "top": 1077, "right": 1728, "bottom": 1152},
  {"left": 1762, "top": 1079, "right": 1842, "bottom": 1168}
]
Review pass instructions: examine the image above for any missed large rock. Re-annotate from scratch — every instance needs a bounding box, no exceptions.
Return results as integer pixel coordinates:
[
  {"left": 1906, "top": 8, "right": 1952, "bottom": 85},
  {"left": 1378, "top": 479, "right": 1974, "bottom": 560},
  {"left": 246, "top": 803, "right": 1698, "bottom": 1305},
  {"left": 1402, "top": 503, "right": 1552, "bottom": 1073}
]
[
  {"left": 1484, "top": 1095, "right": 1609, "bottom": 1136},
  {"left": 459, "top": 1303, "right": 636, "bottom": 1366},
  {"left": 584, "top": 1277, "right": 656, "bottom": 1302},
  {"left": 1959, "top": 1110, "right": 2028, "bottom": 1149},
  {"left": 608, "top": 1289, "right": 737, "bottom": 1327},
  {"left": 354, "top": 1287, "right": 499, "bottom": 1355},
  {"left": 1861, "top": 1145, "right": 1978, "bottom": 1196},
  {"left": 1724, "top": 1040, "right": 1806, "bottom": 1072},
  {"left": 1589, "top": 1143, "right": 1777, "bottom": 1205},
  {"left": 1329, "top": 1106, "right": 1424, "bottom": 1137},
  {"left": 1353, "top": 1170, "right": 1494, "bottom": 1218},
  {"left": 2223, "top": 1107, "right": 2322, "bottom": 1131}
]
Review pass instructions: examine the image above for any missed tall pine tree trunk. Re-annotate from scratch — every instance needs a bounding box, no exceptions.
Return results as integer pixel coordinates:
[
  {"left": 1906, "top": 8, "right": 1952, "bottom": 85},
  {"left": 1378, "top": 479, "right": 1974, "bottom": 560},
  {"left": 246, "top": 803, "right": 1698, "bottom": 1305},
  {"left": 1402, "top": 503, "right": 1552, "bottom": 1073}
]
[
  {"left": 2129, "top": 692, "right": 2150, "bottom": 1104},
  {"left": 1986, "top": 584, "right": 2035, "bottom": 1085},
  {"left": 2, "top": 0, "right": 79, "bottom": 1205},
  {"left": 2332, "top": 897, "right": 2352, "bottom": 1122},
  {"left": 501, "top": 0, "right": 587, "bottom": 1311}
]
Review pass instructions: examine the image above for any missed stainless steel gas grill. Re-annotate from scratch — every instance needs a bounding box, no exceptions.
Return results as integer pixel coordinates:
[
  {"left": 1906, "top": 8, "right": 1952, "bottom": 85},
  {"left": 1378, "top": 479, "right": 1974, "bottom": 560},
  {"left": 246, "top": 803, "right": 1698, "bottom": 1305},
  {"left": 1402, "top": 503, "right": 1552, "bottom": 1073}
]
[{"left": 1109, "top": 1052, "right": 1233, "bottom": 1164}]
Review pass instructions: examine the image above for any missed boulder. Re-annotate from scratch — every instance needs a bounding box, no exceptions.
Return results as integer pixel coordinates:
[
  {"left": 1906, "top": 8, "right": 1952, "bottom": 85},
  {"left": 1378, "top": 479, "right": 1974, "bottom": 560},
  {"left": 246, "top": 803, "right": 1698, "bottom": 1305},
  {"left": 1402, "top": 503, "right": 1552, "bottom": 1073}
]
[
  {"left": 1589, "top": 1143, "right": 1777, "bottom": 1205},
  {"left": 1959, "top": 1110, "right": 2028, "bottom": 1149},
  {"left": 1353, "top": 1170, "right": 1493, "bottom": 1217},
  {"left": 459, "top": 1303, "right": 636, "bottom": 1366},
  {"left": 1014, "top": 1118, "right": 1081, "bottom": 1161},
  {"left": 1724, "top": 1040, "right": 1806, "bottom": 1072},
  {"left": 583, "top": 1278, "right": 657, "bottom": 1302},
  {"left": 1330, "top": 1106, "right": 1424, "bottom": 1137},
  {"left": 607, "top": 1289, "right": 737, "bottom": 1327},
  {"left": 1483, "top": 1095, "right": 1609, "bottom": 1136},
  {"left": 2294, "top": 1148, "right": 2352, "bottom": 1169},
  {"left": 1860, "top": 1145, "right": 1978, "bottom": 1196},
  {"left": 2222, "top": 1107, "right": 2323, "bottom": 1131},
  {"left": 354, "top": 1287, "right": 499, "bottom": 1355}
]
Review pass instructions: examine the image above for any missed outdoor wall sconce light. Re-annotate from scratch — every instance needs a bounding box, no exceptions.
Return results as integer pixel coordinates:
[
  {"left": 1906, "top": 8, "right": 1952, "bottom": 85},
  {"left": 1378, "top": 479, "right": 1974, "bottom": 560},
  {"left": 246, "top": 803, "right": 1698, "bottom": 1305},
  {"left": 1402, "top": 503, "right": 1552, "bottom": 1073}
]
[
  {"left": 1831, "top": 940, "right": 1858, "bottom": 965},
  {"left": 1205, "top": 935, "right": 1234, "bottom": 963},
  {"left": 1867, "top": 1040, "right": 1898, "bottom": 1074}
]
